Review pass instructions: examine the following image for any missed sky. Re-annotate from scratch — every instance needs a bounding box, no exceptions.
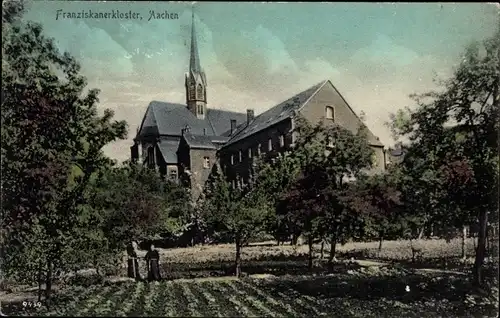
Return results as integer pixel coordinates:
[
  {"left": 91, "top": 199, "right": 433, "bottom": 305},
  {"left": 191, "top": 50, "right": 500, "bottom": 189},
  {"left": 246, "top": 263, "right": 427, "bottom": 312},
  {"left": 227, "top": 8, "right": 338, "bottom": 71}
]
[{"left": 23, "top": 1, "right": 499, "bottom": 162}]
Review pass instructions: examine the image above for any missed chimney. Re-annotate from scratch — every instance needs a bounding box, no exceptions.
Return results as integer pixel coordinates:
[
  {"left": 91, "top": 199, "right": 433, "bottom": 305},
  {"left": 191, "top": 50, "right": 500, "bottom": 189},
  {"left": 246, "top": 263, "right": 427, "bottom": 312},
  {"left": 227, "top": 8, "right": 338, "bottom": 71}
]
[
  {"left": 230, "top": 119, "right": 237, "bottom": 135},
  {"left": 246, "top": 109, "right": 255, "bottom": 124}
]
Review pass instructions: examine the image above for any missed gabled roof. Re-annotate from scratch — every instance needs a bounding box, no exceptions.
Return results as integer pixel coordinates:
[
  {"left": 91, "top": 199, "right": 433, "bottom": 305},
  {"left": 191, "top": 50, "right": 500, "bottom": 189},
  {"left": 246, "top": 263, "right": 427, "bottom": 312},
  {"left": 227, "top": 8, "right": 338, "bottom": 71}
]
[
  {"left": 223, "top": 79, "right": 384, "bottom": 148},
  {"left": 136, "top": 101, "right": 247, "bottom": 138},
  {"left": 224, "top": 81, "right": 327, "bottom": 146},
  {"left": 158, "top": 139, "right": 180, "bottom": 164},
  {"left": 182, "top": 133, "right": 217, "bottom": 150}
]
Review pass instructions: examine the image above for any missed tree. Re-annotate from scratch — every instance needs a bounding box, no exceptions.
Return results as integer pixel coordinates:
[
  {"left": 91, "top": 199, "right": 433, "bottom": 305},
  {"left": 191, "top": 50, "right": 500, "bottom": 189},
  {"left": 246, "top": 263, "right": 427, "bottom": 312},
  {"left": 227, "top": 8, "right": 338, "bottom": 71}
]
[
  {"left": 202, "top": 166, "right": 271, "bottom": 277},
  {"left": 276, "top": 115, "right": 374, "bottom": 268},
  {"left": 353, "top": 170, "right": 402, "bottom": 252},
  {"left": 388, "top": 20, "right": 499, "bottom": 285},
  {"left": 1, "top": 5, "right": 127, "bottom": 305}
]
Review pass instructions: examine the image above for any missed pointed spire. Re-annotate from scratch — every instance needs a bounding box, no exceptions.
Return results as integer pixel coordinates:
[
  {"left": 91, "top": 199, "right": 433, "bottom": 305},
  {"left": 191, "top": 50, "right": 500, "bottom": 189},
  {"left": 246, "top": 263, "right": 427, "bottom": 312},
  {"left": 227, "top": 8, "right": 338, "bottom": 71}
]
[{"left": 189, "top": 7, "right": 202, "bottom": 73}]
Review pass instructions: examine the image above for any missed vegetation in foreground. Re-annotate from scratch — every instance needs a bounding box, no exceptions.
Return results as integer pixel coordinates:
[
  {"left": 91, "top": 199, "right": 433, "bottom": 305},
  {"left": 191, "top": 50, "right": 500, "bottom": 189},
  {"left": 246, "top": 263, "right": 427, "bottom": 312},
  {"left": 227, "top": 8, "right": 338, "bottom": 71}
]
[
  {"left": 2, "top": 238, "right": 498, "bottom": 317},
  {"left": 1, "top": 1, "right": 498, "bottom": 317},
  {"left": 4, "top": 264, "right": 497, "bottom": 318}
]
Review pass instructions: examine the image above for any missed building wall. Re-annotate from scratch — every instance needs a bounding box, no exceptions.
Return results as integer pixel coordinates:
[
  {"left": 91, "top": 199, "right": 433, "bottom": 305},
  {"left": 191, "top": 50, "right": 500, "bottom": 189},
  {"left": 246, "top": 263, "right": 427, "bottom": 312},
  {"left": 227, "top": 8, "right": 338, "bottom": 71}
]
[
  {"left": 298, "top": 81, "right": 386, "bottom": 172},
  {"left": 220, "top": 119, "right": 293, "bottom": 183},
  {"left": 189, "top": 148, "right": 218, "bottom": 200}
]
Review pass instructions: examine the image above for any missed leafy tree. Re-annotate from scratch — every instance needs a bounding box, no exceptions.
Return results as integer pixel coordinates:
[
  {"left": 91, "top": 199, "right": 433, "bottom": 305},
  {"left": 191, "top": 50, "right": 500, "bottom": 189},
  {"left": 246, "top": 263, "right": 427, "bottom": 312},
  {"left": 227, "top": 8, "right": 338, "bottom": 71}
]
[
  {"left": 90, "top": 162, "right": 190, "bottom": 249},
  {"left": 275, "top": 116, "right": 374, "bottom": 268},
  {"left": 388, "top": 20, "right": 499, "bottom": 285},
  {"left": 1, "top": 4, "right": 126, "bottom": 304},
  {"left": 253, "top": 152, "right": 301, "bottom": 245},
  {"left": 353, "top": 170, "right": 402, "bottom": 252},
  {"left": 202, "top": 166, "right": 271, "bottom": 277}
]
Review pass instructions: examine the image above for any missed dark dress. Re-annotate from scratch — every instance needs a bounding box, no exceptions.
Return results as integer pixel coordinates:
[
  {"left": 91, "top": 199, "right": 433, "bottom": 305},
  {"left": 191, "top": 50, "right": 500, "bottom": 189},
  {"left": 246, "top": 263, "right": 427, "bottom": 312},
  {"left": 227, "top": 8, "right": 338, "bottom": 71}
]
[
  {"left": 145, "top": 249, "right": 161, "bottom": 281},
  {"left": 126, "top": 244, "right": 141, "bottom": 280}
]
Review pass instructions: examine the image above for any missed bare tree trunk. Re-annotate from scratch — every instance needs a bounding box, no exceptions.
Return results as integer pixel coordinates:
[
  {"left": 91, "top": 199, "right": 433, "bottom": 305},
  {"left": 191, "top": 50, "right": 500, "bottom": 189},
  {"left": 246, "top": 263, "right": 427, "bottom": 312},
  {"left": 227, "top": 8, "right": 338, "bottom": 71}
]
[
  {"left": 417, "top": 228, "right": 424, "bottom": 240},
  {"left": 37, "top": 261, "right": 43, "bottom": 302},
  {"left": 486, "top": 226, "right": 490, "bottom": 257},
  {"left": 327, "top": 233, "right": 337, "bottom": 264},
  {"left": 378, "top": 235, "right": 383, "bottom": 252},
  {"left": 462, "top": 225, "right": 467, "bottom": 260},
  {"left": 235, "top": 237, "right": 242, "bottom": 278},
  {"left": 473, "top": 210, "right": 488, "bottom": 286},
  {"left": 45, "top": 259, "right": 53, "bottom": 308},
  {"left": 307, "top": 235, "right": 314, "bottom": 271},
  {"left": 319, "top": 239, "right": 325, "bottom": 259}
]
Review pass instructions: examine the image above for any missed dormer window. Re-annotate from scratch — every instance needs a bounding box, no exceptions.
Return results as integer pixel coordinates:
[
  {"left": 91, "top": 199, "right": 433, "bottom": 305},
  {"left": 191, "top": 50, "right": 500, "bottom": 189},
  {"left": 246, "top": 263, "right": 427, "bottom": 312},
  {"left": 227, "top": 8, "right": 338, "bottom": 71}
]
[{"left": 325, "top": 106, "right": 334, "bottom": 120}]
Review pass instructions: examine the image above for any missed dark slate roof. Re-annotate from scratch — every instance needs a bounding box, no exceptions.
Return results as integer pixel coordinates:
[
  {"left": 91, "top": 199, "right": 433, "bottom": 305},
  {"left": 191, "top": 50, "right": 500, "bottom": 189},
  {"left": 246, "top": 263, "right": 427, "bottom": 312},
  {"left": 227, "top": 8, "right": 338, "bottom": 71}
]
[
  {"left": 223, "top": 80, "right": 385, "bottom": 148},
  {"left": 206, "top": 109, "right": 247, "bottom": 136},
  {"left": 158, "top": 139, "right": 179, "bottom": 164},
  {"left": 224, "top": 81, "right": 326, "bottom": 146},
  {"left": 183, "top": 133, "right": 216, "bottom": 150},
  {"left": 137, "top": 101, "right": 246, "bottom": 138}
]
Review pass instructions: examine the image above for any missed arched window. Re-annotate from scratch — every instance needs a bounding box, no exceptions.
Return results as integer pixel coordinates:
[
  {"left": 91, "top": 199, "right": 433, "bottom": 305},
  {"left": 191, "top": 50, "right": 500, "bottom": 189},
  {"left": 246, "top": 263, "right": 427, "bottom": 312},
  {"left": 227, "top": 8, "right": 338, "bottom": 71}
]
[
  {"left": 189, "top": 83, "right": 195, "bottom": 100},
  {"left": 325, "top": 106, "right": 334, "bottom": 120},
  {"left": 197, "top": 84, "right": 204, "bottom": 100}
]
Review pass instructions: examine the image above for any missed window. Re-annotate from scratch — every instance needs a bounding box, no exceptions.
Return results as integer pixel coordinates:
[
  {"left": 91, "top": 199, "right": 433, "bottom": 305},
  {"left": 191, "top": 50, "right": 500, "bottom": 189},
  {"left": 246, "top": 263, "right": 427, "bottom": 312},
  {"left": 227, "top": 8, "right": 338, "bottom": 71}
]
[
  {"left": 257, "top": 144, "right": 262, "bottom": 156},
  {"left": 197, "top": 104, "right": 204, "bottom": 116},
  {"left": 371, "top": 153, "right": 378, "bottom": 167},
  {"left": 239, "top": 150, "right": 242, "bottom": 162},
  {"left": 169, "top": 167, "right": 178, "bottom": 180},
  {"left": 189, "top": 83, "right": 196, "bottom": 99},
  {"left": 231, "top": 154, "right": 234, "bottom": 165},
  {"left": 197, "top": 84, "right": 203, "bottom": 100},
  {"left": 268, "top": 139, "right": 272, "bottom": 151},
  {"left": 203, "top": 157, "right": 210, "bottom": 169},
  {"left": 147, "top": 146, "right": 155, "bottom": 166},
  {"left": 248, "top": 148, "right": 252, "bottom": 159},
  {"left": 279, "top": 135, "right": 285, "bottom": 147},
  {"left": 327, "top": 137, "right": 334, "bottom": 148},
  {"left": 325, "top": 106, "right": 334, "bottom": 120}
]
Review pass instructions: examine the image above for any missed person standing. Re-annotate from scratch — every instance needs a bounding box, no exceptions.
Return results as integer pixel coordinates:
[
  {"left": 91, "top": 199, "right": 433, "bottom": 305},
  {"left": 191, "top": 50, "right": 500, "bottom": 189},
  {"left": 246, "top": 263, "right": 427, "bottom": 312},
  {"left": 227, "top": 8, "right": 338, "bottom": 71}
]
[
  {"left": 145, "top": 243, "right": 161, "bottom": 282},
  {"left": 126, "top": 241, "right": 142, "bottom": 280}
]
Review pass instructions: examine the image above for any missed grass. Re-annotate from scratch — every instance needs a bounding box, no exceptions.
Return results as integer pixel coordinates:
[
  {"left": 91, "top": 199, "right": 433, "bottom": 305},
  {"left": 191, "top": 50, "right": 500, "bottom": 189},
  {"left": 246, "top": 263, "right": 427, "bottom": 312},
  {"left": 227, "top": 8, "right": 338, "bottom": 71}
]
[{"left": 1, "top": 238, "right": 498, "bottom": 317}]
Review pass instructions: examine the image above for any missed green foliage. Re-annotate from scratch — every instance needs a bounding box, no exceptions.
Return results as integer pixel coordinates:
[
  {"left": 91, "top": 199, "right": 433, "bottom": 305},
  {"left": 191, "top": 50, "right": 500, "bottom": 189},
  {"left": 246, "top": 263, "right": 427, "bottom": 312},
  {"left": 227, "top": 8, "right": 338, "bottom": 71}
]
[
  {"left": 1, "top": 10, "right": 127, "bottom": 294},
  {"left": 387, "top": 20, "right": 499, "bottom": 284},
  {"left": 89, "top": 162, "right": 192, "bottom": 247},
  {"left": 202, "top": 166, "right": 271, "bottom": 246},
  {"left": 275, "top": 115, "right": 375, "bottom": 261}
]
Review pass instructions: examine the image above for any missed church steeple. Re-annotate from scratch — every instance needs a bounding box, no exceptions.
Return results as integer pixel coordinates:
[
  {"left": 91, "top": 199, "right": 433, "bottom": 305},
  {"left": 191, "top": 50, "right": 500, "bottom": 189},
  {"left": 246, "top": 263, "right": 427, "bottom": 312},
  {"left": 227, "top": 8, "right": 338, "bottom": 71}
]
[{"left": 185, "top": 8, "right": 207, "bottom": 119}]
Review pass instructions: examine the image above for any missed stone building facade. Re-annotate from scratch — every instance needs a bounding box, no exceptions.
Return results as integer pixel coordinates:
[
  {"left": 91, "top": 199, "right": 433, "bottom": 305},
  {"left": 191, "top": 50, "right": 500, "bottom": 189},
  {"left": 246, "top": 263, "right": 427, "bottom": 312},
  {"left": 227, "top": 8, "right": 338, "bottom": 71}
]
[{"left": 131, "top": 11, "right": 388, "bottom": 202}]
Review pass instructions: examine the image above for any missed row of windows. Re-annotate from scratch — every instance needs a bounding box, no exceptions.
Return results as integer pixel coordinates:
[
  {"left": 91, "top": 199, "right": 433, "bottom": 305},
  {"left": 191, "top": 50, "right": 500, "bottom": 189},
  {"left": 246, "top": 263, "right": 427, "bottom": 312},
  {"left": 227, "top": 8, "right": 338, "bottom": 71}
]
[{"left": 230, "top": 134, "right": 286, "bottom": 165}]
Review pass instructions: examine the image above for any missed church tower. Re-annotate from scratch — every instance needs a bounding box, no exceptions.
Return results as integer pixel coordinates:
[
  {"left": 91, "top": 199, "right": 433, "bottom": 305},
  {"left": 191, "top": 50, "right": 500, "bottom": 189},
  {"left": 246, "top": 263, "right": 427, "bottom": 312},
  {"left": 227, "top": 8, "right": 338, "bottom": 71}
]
[{"left": 185, "top": 10, "right": 207, "bottom": 120}]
